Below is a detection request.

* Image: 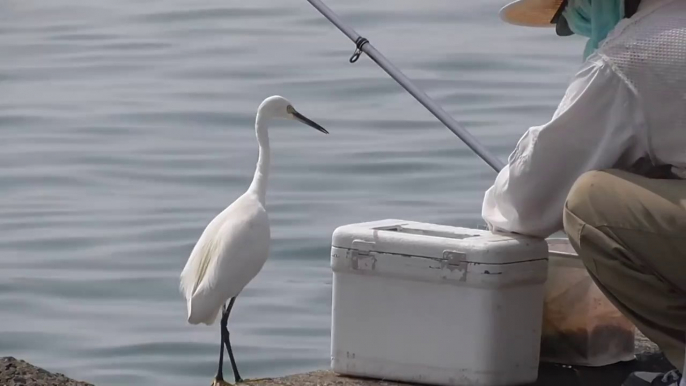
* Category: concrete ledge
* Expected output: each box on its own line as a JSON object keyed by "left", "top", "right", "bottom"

{"left": 0, "top": 357, "right": 93, "bottom": 386}
{"left": 245, "top": 333, "right": 674, "bottom": 386}
{"left": 243, "top": 350, "right": 671, "bottom": 386}
{"left": 245, "top": 356, "right": 673, "bottom": 386}
{"left": 2, "top": 334, "right": 675, "bottom": 386}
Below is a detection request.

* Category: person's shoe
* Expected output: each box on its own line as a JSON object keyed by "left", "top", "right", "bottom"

{"left": 623, "top": 369, "right": 682, "bottom": 386}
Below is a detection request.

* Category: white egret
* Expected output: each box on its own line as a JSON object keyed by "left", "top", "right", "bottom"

{"left": 180, "top": 95, "right": 328, "bottom": 385}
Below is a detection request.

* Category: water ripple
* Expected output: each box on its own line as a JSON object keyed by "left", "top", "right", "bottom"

{"left": 0, "top": 1, "right": 583, "bottom": 385}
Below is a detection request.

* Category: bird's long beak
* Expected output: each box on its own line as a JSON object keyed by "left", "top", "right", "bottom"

{"left": 290, "top": 107, "right": 329, "bottom": 134}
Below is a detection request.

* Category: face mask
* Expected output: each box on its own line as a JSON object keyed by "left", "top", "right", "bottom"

{"left": 562, "top": 0, "right": 625, "bottom": 59}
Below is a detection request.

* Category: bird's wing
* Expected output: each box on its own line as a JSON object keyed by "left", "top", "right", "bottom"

{"left": 180, "top": 195, "right": 270, "bottom": 325}
{"left": 180, "top": 207, "right": 230, "bottom": 301}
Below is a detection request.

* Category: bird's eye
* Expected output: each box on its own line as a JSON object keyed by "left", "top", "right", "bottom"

{"left": 286, "top": 105, "right": 295, "bottom": 114}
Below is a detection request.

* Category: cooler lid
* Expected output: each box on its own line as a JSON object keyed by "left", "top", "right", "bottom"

{"left": 332, "top": 219, "right": 548, "bottom": 265}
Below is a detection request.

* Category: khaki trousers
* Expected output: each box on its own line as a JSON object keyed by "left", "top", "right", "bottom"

{"left": 563, "top": 169, "right": 686, "bottom": 370}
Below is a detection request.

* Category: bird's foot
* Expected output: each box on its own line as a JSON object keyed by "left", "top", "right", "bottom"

{"left": 211, "top": 377, "right": 232, "bottom": 386}
{"left": 234, "top": 376, "right": 244, "bottom": 384}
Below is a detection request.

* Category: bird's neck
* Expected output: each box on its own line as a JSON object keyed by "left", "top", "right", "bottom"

{"left": 248, "top": 115, "right": 270, "bottom": 204}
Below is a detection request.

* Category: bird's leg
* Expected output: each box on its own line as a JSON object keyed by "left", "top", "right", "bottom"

{"left": 212, "top": 304, "right": 230, "bottom": 386}
{"left": 223, "top": 297, "right": 243, "bottom": 384}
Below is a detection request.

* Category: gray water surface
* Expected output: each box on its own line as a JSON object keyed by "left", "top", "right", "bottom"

{"left": 0, "top": 1, "right": 585, "bottom": 385}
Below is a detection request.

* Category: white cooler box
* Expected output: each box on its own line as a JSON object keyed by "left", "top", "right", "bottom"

{"left": 330, "top": 219, "right": 549, "bottom": 386}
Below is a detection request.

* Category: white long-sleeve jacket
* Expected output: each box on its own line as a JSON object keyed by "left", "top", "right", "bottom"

{"left": 482, "top": 0, "right": 686, "bottom": 238}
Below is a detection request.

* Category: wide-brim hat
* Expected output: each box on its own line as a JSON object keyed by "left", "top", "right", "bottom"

{"left": 499, "top": 0, "right": 565, "bottom": 27}
{"left": 499, "top": 0, "right": 574, "bottom": 36}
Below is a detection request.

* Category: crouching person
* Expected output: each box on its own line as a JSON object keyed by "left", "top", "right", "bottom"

{"left": 484, "top": 0, "right": 686, "bottom": 384}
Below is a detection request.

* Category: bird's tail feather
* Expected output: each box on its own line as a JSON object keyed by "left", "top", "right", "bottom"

{"left": 180, "top": 234, "right": 223, "bottom": 324}
{"left": 186, "top": 286, "right": 223, "bottom": 325}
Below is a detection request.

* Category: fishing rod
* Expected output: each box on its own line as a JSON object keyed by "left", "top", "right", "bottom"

{"left": 306, "top": 0, "right": 505, "bottom": 173}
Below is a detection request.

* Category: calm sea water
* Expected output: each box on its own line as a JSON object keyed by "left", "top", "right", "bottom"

{"left": 0, "top": 1, "right": 585, "bottom": 385}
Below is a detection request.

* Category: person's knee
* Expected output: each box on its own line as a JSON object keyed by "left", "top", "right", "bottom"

{"left": 563, "top": 169, "right": 628, "bottom": 273}
{"left": 564, "top": 170, "right": 609, "bottom": 228}
{"left": 564, "top": 169, "right": 636, "bottom": 233}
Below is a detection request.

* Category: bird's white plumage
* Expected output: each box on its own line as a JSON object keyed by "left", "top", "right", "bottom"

{"left": 180, "top": 95, "right": 326, "bottom": 327}
{"left": 181, "top": 192, "right": 269, "bottom": 325}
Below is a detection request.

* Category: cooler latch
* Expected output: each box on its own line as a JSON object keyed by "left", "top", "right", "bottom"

{"left": 443, "top": 250, "right": 468, "bottom": 266}
{"left": 351, "top": 240, "right": 376, "bottom": 256}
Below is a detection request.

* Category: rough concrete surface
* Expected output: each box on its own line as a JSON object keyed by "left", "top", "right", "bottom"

{"left": 1, "top": 333, "right": 675, "bottom": 386}
{"left": 0, "top": 357, "right": 92, "bottom": 386}
{"left": 242, "top": 333, "right": 674, "bottom": 386}
{"left": 242, "top": 349, "right": 673, "bottom": 386}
